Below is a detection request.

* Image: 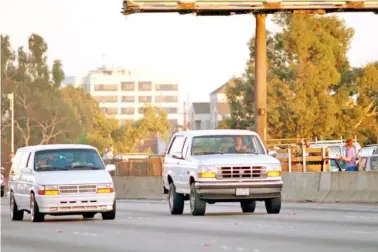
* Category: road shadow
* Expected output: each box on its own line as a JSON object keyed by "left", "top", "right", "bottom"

{"left": 181, "top": 212, "right": 267, "bottom": 217}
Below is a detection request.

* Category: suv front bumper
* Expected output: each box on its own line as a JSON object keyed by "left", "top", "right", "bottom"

{"left": 195, "top": 180, "right": 283, "bottom": 200}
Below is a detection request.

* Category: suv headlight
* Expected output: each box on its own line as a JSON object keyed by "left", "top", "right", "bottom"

{"left": 267, "top": 163, "right": 281, "bottom": 177}
{"left": 38, "top": 185, "right": 59, "bottom": 195}
{"left": 198, "top": 165, "right": 216, "bottom": 178}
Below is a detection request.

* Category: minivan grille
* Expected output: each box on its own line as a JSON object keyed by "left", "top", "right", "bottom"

{"left": 59, "top": 185, "right": 97, "bottom": 194}
{"left": 216, "top": 166, "right": 266, "bottom": 179}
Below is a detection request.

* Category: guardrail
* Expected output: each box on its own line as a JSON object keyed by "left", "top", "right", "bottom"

{"left": 275, "top": 147, "right": 330, "bottom": 172}
{"left": 106, "top": 148, "right": 331, "bottom": 175}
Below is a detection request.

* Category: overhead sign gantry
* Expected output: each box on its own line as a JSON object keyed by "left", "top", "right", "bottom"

{"left": 120, "top": 0, "right": 378, "bottom": 144}
{"left": 122, "top": 0, "right": 378, "bottom": 15}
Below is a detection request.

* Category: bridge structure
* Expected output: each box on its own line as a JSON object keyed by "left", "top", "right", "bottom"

{"left": 121, "top": 0, "right": 378, "bottom": 144}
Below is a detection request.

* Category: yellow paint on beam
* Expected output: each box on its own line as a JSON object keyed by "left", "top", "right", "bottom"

{"left": 178, "top": 3, "right": 197, "bottom": 9}
{"left": 346, "top": 1, "right": 365, "bottom": 7}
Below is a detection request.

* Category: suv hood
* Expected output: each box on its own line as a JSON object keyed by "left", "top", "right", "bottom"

{"left": 34, "top": 170, "right": 113, "bottom": 185}
{"left": 192, "top": 154, "right": 280, "bottom": 166}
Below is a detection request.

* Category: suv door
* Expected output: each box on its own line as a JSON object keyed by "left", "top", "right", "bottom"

{"left": 163, "top": 135, "right": 186, "bottom": 193}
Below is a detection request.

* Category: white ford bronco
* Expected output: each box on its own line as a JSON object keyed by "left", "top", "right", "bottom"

{"left": 162, "top": 129, "right": 283, "bottom": 216}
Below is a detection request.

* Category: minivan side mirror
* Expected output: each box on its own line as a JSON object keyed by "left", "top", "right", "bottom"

{"left": 105, "top": 164, "right": 116, "bottom": 172}
{"left": 21, "top": 167, "right": 32, "bottom": 174}
{"left": 268, "top": 150, "right": 277, "bottom": 158}
{"left": 172, "top": 152, "right": 183, "bottom": 160}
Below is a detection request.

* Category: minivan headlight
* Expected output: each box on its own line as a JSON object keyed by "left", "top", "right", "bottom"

{"left": 96, "top": 183, "right": 114, "bottom": 193}
{"left": 38, "top": 185, "right": 59, "bottom": 195}
{"left": 198, "top": 165, "right": 216, "bottom": 178}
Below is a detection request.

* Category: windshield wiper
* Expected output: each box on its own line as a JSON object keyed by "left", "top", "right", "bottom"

{"left": 36, "top": 167, "right": 68, "bottom": 171}
{"left": 66, "top": 164, "right": 102, "bottom": 169}
{"left": 203, "top": 151, "right": 224, "bottom": 155}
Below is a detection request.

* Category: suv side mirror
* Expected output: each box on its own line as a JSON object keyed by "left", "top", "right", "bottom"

{"left": 268, "top": 150, "right": 277, "bottom": 158}
{"left": 172, "top": 152, "right": 183, "bottom": 159}
{"left": 105, "top": 164, "right": 116, "bottom": 172}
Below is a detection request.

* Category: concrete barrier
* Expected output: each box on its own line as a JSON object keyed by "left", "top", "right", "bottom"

{"left": 112, "top": 172, "right": 378, "bottom": 203}
{"left": 112, "top": 176, "right": 165, "bottom": 200}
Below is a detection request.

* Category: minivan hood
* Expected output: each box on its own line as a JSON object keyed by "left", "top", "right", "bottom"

{"left": 192, "top": 154, "right": 280, "bottom": 166}
{"left": 34, "top": 170, "right": 112, "bottom": 185}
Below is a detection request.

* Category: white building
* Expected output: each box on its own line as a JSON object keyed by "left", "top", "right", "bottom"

{"left": 190, "top": 102, "right": 211, "bottom": 130}
{"left": 65, "top": 67, "right": 181, "bottom": 128}
{"left": 190, "top": 83, "right": 231, "bottom": 130}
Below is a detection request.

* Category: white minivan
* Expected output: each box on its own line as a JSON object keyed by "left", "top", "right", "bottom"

{"left": 8, "top": 144, "right": 116, "bottom": 222}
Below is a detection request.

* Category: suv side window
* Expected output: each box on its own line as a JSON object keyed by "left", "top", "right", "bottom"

{"left": 167, "top": 136, "right": 186, "bottom": 155}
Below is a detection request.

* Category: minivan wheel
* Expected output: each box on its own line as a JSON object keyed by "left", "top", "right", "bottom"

{"left": 241, "top": 200, "right": 256, "bottom": 213}
{"left": 168, "top": 183, "right": 184, "bottom": 215}
{"left": 10, "top": 192, "right": 24, "bottom": 221}
{"left": 265, "top": 195, "right": 281, "bottom": 214}
{"left": 30, "top": 193, "right": 45, "bottom": 222}
{"left": 189, "top": 183, "right": 206, "bottom": 216}
{"left": 102, "top": 200, "right": 116, "bottom": 220}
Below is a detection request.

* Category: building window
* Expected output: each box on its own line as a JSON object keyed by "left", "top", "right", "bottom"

{"left": 155, "top": 84, "right": 178, "bottom": 91}
{"left": 138, "top": 107, "right": 145, "bottom": 114}
{"left": 94, "top": 96, "right": 118, "bottom": 103}
{"left": 102, "top": 107, "right": 118, "bottom": 115}
{"left": 162, "top": 107, "right": 178, "bottom": 114}
{"left": 94, "top": 84, "right": 118, "bottom": 91}
{"left": 121, "top": 96, "right": 135, "bottom": 102}
{"left": 155, "top": 96, "right": 178, "bottom": 103}
{"left": 138, "top": 81, "right": 152, "bottom": 91}
{"left": 121, "top": 82, "right": 135, "bottom": 91}
{"left": 121, "top": 107, "right": 134, "bottom": 115}
{"left": 138, "top": 96, "right": 152, "bottom": 103}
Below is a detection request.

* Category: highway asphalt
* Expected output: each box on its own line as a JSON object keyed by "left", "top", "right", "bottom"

{"left": 1, "top": 197, "right": 378, "bottom": 252}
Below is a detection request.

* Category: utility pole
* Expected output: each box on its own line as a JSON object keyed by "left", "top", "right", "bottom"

{"left": 183, "top": 101, "right": 187, "bottom": 130}
{"left": 7, "top": 92, "right": 14, "bottom": 153}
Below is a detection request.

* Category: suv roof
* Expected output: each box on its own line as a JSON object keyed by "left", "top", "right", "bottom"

{"left": 174, "top": 129, "right": 258, "bottom": 137}
{"left": 16, "top": 144, "right": 97, "bottom": 152}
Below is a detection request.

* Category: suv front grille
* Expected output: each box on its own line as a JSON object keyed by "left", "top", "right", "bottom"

{"left": 59, "top": 185, "right": 97, "bottom": 194}
{"left": 216, "top": 166, "right": 266, "bottom": 179}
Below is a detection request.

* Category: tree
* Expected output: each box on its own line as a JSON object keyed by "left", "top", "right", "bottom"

{"left": 1, "top": 34, "right": 80, "bottom": 147}
{"left": 224, "top": 14, "right": 377, "bottom": 142}
{"left": 52, "top": 60, "right": 65, "bottom": 88}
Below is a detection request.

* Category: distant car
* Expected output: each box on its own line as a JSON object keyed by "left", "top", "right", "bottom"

{"left": 358, "top": 154, "right": 378, "bottom": 171}
{"left": 8, "top": 144, "right": 116, "bottom": 222}
{"left": 163, "top": 129, "right": 283, "bottom": 216}
{"left": 1, "top": 167, "right": 5, "bottom": 197}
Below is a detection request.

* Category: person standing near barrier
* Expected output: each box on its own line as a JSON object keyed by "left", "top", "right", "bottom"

{"left": 336, "top": 138, "right": 357, "bottom": 171}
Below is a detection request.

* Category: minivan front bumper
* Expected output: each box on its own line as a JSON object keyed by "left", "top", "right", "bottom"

{"left": 36, "top": 193, "right": 115, "bottom": 214}
{"left": 195, "top": 180, "right": 283, "bottom": 200}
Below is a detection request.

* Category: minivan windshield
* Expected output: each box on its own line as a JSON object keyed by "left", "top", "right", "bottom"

{"left": 191, "top": 135, "right": 266, "bottom": 156}
{"left": 34, "top": 148, "right": 105, "bottom": 171}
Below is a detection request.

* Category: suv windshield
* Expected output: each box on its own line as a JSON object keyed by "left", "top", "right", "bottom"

{"left": 191, "top": 135, "right": 265, "bottom": 156}
{"left": 34, "top": 148, "right": 105, "bottom": 171}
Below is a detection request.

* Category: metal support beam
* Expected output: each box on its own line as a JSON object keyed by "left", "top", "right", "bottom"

{"left": 254, "top": 13, "right": 267, "bottom": 144}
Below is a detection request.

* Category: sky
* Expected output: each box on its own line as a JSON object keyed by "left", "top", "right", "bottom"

{"left": 1, "top": 0, "right": 378, "bottom": 102}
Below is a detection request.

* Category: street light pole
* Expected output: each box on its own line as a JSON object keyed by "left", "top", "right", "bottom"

{"left": 7, "top": 92, "right": 14, "bottom": 153}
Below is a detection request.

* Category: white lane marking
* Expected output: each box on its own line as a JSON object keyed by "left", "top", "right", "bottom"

{"left": 220, "top": 245, "right": 230, "bottom": 250}
{"left": 73, "top": 232, "right": 100, "bottom": 237}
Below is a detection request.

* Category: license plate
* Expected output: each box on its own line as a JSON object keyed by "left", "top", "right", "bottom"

{"left": 235, "top": 188, "right": 250, "bottom": 196}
